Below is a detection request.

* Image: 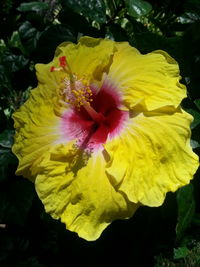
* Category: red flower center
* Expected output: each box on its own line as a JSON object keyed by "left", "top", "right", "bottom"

{"left": 61, "top": 81, "right": 127, "bottom": 151}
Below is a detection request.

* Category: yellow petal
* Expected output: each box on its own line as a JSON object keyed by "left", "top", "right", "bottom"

{"left": 12, "top": 83, "right": 65, "bottom": 180}
{"left": 35, "top": 145, "right": 139, "bottom": 241}
{"left": 107, "top": 43, "right": 187, "bottom": 111}
{"left": 49, "top": 36, "right": 116, "bottom": 82}
{"left": 104, "top": 108, "right": 199, "bottom": 206}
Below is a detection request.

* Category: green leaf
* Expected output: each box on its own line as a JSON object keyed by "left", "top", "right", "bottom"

{"left": 176, "top": 184, "right": 195, "bottom": 242}
{"left": 17, "top": 1, "right": 49, "bottom": 13}
{"left": 125, "top": 0, "right": 152, "bottom": 18}
{"left": 0, "top": 111, "right": 7, "bottom": 131}
{"left": 173, "top": 247, "right": 190, "bottom": 260}
{"left": 190, "top": 139, "right": 200, "bottom": 149}
{"left": 194, "top": 99, "right": 200, "bottom": 111}
{"left": 59, "top": 7, "right": 100, "bottom": 37}
{"left": 186, "top": 108, "right": 200, "bottom": 129}
{"left": 0, "top": 130, "right": 14, "bottom": 148}
{"left": 0, "top": 149, "right": 17, "bottom": 183}
{"left": 19, "top": 21, "right": 42, "bottom": 55}
{"left": 35, "top": 24, "right": 76, "bottom": 63}
{"left": 131, "top": 31, "right": 182, "bottom": 58}
{"left": 63, "top": 0, "right": 107, "bottom": 23}
{"left": 1, "top": 51, "right": 29, "bottom": 72}
{"left": 106, "top": 24, "right": 128, "bottom": 42}
{"left": 184, "top": 0, "right": 200, "bottom": 17}
{"left": 0, "top": 39, "right": 6, "bottom": 55}
{"left": 8, "top": 31, "right": 26, "bottom": 54}
{"left": 2, "top": 51, "right": 29, "bottom": 72}
{"left": 0, "top": 65, "right": 11, "bottom": 94}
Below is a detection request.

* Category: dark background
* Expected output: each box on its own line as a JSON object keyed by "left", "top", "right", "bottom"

{"left": 0, "top": 0, "right": 200, "bottom": 266}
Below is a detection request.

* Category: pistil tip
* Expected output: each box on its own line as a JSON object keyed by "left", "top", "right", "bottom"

{"left": 59, "top": 56, "right": 67, "bottom": 67}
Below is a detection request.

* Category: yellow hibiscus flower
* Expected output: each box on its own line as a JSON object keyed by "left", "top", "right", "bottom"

{"left": 12, "top": 36, "right": 199, "bottom": 241}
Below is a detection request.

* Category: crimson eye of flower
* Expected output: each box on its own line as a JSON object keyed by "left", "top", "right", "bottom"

{"left": 51, "top": 56, "right": 127, "bottom": 151}
{"left": 62, "top": 83, "right": 127, "bottom": 149}
{"left": 12, "top": 37, "right": 199, "bottom": 241}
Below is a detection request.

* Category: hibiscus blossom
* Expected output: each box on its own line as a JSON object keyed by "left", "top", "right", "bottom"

{"left": 12, "top": 37, "right": 199, "bottom": 241}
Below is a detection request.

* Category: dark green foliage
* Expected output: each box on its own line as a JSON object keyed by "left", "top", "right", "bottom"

{"left": 0, "top": 0, "right": 200, "bottom": 266}
{"left": 35, "top": 24, "right": 76, "bottom": 62}
{"left": 61, "top": 0, "right": 107, "bottom": 23}
{"left": 173, "top": 246, "right": 190, "bottom": 260}
{"left": 125, "top": 0, "right": 152, "bottom": 18}
{"left": 19, "top": 21, "right": 42, "bottom": 56}
{"left": 176, "top": 185, "right": 195, "bottom": 242}
{"left": 17, "top": 2, "right": 50, "bottom": 13}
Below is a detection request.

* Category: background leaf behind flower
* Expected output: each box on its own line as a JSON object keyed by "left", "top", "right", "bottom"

{"left": 0, "top": 0, "right": 200, "bottom": 266}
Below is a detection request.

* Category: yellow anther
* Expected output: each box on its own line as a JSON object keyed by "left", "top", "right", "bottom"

{"left": 72, "top": 90, "right": 80, "bottom": 96}
{"left": 61, "top": 74, "right": 93, "bottom": 109}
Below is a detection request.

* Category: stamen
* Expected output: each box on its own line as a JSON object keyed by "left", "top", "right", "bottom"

{"left": 63, "top": 78, "right": 93, "bottom": 108}
{"left": 61, "top": 56, "right": 75, "bottom": 84}
{"left": 51, "top": 56, "right": 105, "bottom": 123}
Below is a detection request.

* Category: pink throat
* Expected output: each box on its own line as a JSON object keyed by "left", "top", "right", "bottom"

{"left": 61, "top": 81, "right": 128, "bottom": 151}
